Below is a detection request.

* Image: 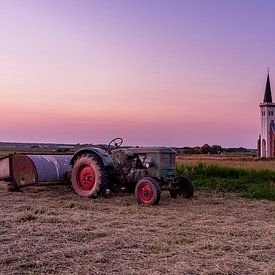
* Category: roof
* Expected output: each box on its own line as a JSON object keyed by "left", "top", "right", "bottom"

{"left": 263, "top": 73, "right": 272, "bottom": 103}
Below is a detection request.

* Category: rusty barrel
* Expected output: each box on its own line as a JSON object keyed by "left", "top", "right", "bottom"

{"left": 0, "top": 154, "right": 72, "bottom": 187}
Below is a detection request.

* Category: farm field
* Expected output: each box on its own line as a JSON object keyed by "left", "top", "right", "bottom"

{"left": 177, "top": 154, "right": 275, "bottom": 170}
{"left": 0, "top": 148, "right": 65, "bottom": 158}
{"left": 0, "top": 182, "right": 274, "bottom": 274}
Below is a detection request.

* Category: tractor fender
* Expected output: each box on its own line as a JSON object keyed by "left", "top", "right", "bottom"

{"left": 70, "top": 147, "right": 114, "bottom": 168}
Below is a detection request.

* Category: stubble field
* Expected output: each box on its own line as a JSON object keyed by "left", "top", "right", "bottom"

{"left": 0, "top": 181, "right": 274, "bottom": 274}
{"left": 177, "top": 154, "right": 275, "bottom": 170}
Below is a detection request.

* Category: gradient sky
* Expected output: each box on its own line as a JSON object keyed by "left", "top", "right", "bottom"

{"left": 0, "top": 0, "right": 275, "bottom": 147}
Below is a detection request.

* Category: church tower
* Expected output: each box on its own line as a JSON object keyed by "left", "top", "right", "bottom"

{"left": 258, "top": 71, "right": 275, "bottom": 157}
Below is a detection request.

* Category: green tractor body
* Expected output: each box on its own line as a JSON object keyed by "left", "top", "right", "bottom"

{"left": 70, "top": 138, "right": 194, "bottom": 205}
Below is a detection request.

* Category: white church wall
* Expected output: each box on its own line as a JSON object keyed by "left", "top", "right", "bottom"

{"left": 260, "top": 104, "right": 275, "bottom": 157}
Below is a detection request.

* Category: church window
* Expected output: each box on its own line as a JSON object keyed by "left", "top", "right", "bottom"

{"left": 269, "top": 111, "right": 270, "bottom": 115}
{"left": 272, "top": 111, "right": 274, "bottom": 116}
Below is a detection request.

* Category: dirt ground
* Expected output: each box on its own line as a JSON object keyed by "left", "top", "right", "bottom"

{"left": 0, "top": 182, "right": 274, "bottom": 275}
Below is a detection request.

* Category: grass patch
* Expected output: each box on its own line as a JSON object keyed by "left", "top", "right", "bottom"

{"left": 18, "top": 262, "right": 38, "bottom": 270}
{"left": 174, "top": 234, "right": 193, "bottom": 245}
{"left": 177, "top": 163, "right": 275, "bottom": 200}
{"left": 150, "top": 242, "right": 170, "bottom": 253}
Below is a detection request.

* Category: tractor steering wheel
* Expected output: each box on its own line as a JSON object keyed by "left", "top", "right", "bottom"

{"left": 108, "top": 137, "right": 123, "bottom": 149}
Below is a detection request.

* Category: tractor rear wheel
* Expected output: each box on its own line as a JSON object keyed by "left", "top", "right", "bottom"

{"left": 135, "top": 177, "right": 161, "bottom": 205}
{"left": 71, "top": 154, "right": 108, "bottom": 198}
{"left": 170, "top": 177, "right": 194, "bottom": 198}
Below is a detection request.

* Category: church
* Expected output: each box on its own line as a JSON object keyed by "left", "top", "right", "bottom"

{"left": 257, "top": 71, "right": 275, "bottom": 157}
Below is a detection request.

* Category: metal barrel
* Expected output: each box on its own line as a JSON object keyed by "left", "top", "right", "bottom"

{"left": 27, "top": 155, "right": 72, "bottom": 182}
{"left": 0, "top": 154, "right": 72, "bottom": 186}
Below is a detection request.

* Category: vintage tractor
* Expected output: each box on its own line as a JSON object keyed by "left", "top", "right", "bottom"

{"left": 70, "top": 138, "right": 194, "bottom": 205}
{"left": 0, "top": 138, "right": 194, "bottom": 205}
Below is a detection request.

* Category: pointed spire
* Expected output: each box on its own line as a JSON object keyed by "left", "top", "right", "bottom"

{"left": 263, "top": 69, "right": 272, "bottom": 103}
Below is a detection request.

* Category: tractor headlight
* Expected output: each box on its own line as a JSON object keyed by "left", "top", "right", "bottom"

{"left": 144, "top": 158, "right": 154, "bottom": 169}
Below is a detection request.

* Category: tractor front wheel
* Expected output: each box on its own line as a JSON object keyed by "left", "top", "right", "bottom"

{"left": 135, "top": 177, "right": 161, "bottom": 205}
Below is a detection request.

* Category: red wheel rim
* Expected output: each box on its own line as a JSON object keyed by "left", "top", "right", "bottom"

{"left": 77, "top": 165, "right": 96, "bottom": 191}
{"left": 138, "top": 182, "right": 154, "bottom": 203}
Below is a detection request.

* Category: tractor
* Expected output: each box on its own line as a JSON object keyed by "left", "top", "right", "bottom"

{"left": 70, "top": 138, "right": 194, "bottom": 205}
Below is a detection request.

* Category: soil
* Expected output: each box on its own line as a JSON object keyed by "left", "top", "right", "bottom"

{"left": 0, "top": 182, "right": 274, "bottom": 274}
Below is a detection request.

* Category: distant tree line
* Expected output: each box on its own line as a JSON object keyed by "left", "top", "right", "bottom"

{"left": 176, "top": 144, "right": 255, "bottom": 155}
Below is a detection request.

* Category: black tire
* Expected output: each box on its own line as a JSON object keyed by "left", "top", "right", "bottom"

{"left": 170, "top": 177, "right": 194, "bottom": 198}
{"left": 71, "top": 154, "right": 108, "bottom": 198}
{"left": 135, "top": 177, "right": 161, "bottom": 205}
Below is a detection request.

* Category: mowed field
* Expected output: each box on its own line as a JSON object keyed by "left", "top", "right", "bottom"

{"left": 1, "top": 153, "right": 275, "bottom": 274}
{"left": 0, "top": 181, "right": 274, "bottom": 274}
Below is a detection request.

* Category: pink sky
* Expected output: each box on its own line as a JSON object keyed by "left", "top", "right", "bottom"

{"left": 0, "top": 0, "right": 274, "bottom": 147}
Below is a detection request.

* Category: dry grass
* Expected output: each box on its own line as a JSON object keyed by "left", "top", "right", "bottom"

{"left": 177, "top": 154, "right": 275, "bottom": 170}
{"left": 0, "top": 182, "right": 274, "bottom": 274}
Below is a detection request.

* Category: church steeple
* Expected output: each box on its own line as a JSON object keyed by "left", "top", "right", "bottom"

{"left": 263, "top": 70, "right": 272, "bottom": 103}
{"left": 259, "top": 70, "right": 275, "bottom": 158}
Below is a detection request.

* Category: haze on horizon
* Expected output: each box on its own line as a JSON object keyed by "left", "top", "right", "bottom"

{"left": 0, "top": 0, "right": 275, "bottom": 148}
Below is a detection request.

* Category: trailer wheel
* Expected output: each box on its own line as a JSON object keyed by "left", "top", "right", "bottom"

{"left": 135, "top": 177, "right": 161, "bottom": 205}
{"left": 170, "top": 177, "right": 194, "bottom": 199}
{"left": 71, "top": 154, "right": 108, "bottom": 198}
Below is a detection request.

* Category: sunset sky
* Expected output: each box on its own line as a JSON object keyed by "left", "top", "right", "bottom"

{"left": 0, "top": 0, "right": 275, "bottom": 147}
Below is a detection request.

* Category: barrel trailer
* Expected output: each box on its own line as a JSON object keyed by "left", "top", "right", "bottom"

{"left": 0, "top": 138, "right": 194, "bottom": 205}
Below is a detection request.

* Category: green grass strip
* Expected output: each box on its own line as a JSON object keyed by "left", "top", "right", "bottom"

{"left": 177, "top": 163, "right": 275, "bottom": 200}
